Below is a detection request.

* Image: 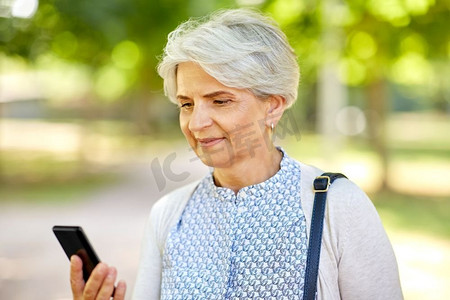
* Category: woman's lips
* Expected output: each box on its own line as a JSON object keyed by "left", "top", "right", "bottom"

{"left": 197, "top": 137, "right": 225, "bottom": 148}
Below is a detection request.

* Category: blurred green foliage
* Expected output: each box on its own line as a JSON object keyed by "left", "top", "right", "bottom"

{"left": 1, "top": 0, "right": 448, "bottom": 111}
{"left": 1, "top": 0, "right": 235, "bottom": 98}
{"left": 1, "top": 0, "right": 449, "bottom": 188}
{"left": 374, "top": 191, "right": 450, "bottom": 240}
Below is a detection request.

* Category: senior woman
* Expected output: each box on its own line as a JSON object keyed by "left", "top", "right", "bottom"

{"left": 69, "top": 8, "right": 403, "bottom": 300}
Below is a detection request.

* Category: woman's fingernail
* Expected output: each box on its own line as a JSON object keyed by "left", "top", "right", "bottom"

{"left": 108, "top": 267, "right": 116, "bottom": 278}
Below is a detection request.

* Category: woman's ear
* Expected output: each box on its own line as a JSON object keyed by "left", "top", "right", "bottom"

{"left": 265, "top": 95, "right": 287, "bottom": 127}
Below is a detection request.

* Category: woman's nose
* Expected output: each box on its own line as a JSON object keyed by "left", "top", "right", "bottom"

{"left": 188, "top": 104, "right": 213, "bottom": 132}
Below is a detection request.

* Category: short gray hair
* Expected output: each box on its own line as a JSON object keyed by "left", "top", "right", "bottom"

{"left": 157, "top": 8, "right": 300, "bottom": 108}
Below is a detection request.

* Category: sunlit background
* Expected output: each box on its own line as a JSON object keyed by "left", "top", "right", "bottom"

{"left": 1, "top": 0, "right": 449, "bottom": 299}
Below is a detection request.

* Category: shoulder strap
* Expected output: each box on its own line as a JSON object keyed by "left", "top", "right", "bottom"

{"left": 303, "top": 172, "right": 347, "bottom": 300}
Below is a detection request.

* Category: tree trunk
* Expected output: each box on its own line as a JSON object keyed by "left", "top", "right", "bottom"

{"left": 366, "top": 79, "right": 390, "bottom": 191}
{"left": 317, "top": 65, "right": 346, "bottom": 168}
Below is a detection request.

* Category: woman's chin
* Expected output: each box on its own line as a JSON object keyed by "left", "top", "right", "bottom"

{"left": 194, "top": 148, "right": 234, "bottom": 169}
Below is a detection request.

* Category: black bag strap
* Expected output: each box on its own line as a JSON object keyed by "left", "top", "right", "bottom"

{"left": 303, "top": 172, "right": 347, "bottom": 300}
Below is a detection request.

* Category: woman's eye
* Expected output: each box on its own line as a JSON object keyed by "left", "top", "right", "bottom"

{"left": 180, "top": 102, "right": 193, "bottom": 109}
{"left": 213, "top": 99, "right": 231, "bottom": 105}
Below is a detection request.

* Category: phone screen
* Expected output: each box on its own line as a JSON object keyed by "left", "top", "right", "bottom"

{"left": 53, "top": 225, "right": 101, "bottom": 282}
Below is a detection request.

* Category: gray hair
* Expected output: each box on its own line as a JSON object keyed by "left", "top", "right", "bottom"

{"left": 157, "top": 8, "right": 300, "bottom": 108}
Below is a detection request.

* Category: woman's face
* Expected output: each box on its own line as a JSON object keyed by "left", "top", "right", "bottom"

{"left": 176, "top": 62, "right": 271, "bottom": 168}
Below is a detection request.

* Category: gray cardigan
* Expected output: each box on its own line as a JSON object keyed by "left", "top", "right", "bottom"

{"left": 132, "top": 161, "right": 403, "bottom": 299}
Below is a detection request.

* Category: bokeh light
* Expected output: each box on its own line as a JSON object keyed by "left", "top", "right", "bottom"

{"left": 11, "top": 0, "right": 38, "bottom": 19}
{"left": 111, "top": 40, "right": 141, "bottom": 70}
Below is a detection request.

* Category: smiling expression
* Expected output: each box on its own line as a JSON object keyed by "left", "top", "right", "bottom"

{"left": 176, "top": 62, "right": 271, "bottom": 168}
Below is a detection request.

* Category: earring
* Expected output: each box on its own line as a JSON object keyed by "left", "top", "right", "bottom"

{"left": 270, "top": 122, "right": 275, "bottom": 143}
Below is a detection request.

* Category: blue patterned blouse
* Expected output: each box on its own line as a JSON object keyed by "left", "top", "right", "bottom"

{"left": 161, "top": 150, "right": 308, "bottom": 299}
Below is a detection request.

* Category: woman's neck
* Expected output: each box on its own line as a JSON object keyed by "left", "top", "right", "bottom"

{"left": 212, "top": 146, "right": 283, "bottom": 194}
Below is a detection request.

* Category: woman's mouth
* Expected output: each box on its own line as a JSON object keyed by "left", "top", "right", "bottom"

{"left": 197, "top": 137, "right": 225, "bottom": 148}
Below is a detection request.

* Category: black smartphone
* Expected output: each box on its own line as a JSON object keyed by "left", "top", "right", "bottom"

{"left": 52, "top": 225, "right": 101, "bottom": 282}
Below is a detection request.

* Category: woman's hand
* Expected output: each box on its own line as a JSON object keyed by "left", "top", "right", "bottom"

{"left": 70, "top": 255, "right": 127, "bottom": 300}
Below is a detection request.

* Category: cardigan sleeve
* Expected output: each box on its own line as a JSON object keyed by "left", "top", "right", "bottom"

{"left": 333, "top": 181, "right": 403, "bottom": 300}
{"left": 132, "top": 180, "right": 201, "bottom": 300}
{"left": 132, "top": 200, "right": 164, "bottom": 300}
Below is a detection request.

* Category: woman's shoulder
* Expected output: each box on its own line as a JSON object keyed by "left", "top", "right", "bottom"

{"left": 293, "top": 158, "right": 366, "bottom": 199}
{"left": 296, "top": 159, "right": 381, "bottom": 237}
{"left": 293, "top": 158, "right": 371, "bottom": 214}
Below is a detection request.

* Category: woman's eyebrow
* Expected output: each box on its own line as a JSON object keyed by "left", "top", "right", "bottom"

{"left": 202, "top": 91, "right": 235, "bottom": 98}
{"left": 176, "top": 95, "right": 191, "bottom": 101}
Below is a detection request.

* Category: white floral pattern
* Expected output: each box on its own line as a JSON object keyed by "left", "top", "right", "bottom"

{"left": 161, "top": 150, "right": 308, "bottom": 299}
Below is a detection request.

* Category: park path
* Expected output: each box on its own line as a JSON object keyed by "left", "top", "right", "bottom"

{"left": 0, "top": 147, "right": 209, "bottom": 300}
